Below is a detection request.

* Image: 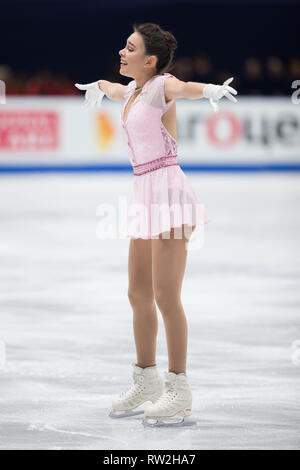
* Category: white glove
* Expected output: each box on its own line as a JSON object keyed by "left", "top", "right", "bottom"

{"left": 74, "top": 81, "right": 105, "bottom": 108}
{"left": 203, "top": 77, "right": 238, "bottom": 112}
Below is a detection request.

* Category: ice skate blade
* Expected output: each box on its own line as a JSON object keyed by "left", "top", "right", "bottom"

{"left": 142, "top": 415, "right": 194, "bottom": 428}
{"left": 108, "top": 408, "right": 144, "bottom": 419}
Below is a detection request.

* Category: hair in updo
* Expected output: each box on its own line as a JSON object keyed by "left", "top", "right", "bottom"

{"left": 132, "top": 22, "right": 177, "bottom": 75}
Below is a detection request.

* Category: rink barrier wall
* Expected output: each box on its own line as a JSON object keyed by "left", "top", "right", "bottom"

{"left": 0, "top": 96, "right": 299, "bottom": 172}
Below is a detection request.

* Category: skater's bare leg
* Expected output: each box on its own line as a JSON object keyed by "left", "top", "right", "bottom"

{"left": 152, "top": 224, "right": 195, "bottom": 375}
{"left": 128, "top": 238, "right": 158, "bottom": 368}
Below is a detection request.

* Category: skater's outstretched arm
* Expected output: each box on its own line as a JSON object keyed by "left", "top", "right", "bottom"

{"left": 74, "top": 80, "right": 127, "bottom": 107}
{"left": 98, "top": 81, "right": 127, "bottom": 101}
{"left": 165, "top": 76, "right": 238, "bottom": 112}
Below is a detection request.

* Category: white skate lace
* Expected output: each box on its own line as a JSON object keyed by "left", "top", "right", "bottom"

{"left": 153, "top": 380, "right": 177, "bottom": 408}
{"left": 119, "top": 375, "right": 146, "bottom": 400}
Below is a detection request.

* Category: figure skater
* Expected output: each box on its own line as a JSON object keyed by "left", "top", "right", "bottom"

{"left": 75, "top": 22, "right": 237, "bottom": 427}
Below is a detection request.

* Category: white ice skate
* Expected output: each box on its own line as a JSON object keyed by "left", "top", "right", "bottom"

{"left": 108, "top": 362, "right": 164, "bottom": 418}
{"left": 142, "top": 371, "right": 194, "bottom": 427}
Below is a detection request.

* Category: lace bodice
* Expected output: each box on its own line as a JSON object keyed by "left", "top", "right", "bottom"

{"left": 121, "top": 73, "right": 177, "bottom": 166}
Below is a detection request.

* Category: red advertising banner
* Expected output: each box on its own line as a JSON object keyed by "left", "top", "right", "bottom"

{"left": 0, "top": 111, "right": 59, "bottom": 150}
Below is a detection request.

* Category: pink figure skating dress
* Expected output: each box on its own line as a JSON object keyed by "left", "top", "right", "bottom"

{"left": 121, "top": 72, "right": 210, "bottom": 240}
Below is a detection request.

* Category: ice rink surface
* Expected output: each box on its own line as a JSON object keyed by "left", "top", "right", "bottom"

{"left": 0, "top": 171, "right": 299, "bottom": 450}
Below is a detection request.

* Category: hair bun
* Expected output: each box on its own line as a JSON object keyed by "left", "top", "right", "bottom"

{"left": 163, "top": 31, "right": 177, "bottom": 54}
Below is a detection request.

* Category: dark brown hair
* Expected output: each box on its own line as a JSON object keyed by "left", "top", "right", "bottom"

{"left": 132, "top": 22, "right": 177, "bottom": 75}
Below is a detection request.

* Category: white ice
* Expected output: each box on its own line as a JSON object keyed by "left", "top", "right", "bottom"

{"left": 0, "top": 172, "right": 299, "bottom": 449}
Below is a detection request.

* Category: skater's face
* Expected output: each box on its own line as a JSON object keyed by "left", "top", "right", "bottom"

{"left": 119, "top": 32, "right": 157, "bottom": 77}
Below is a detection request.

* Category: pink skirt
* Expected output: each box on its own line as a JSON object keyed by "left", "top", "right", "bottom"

{"left": 121, "top": 163, "right": 211, "bottom": 240}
